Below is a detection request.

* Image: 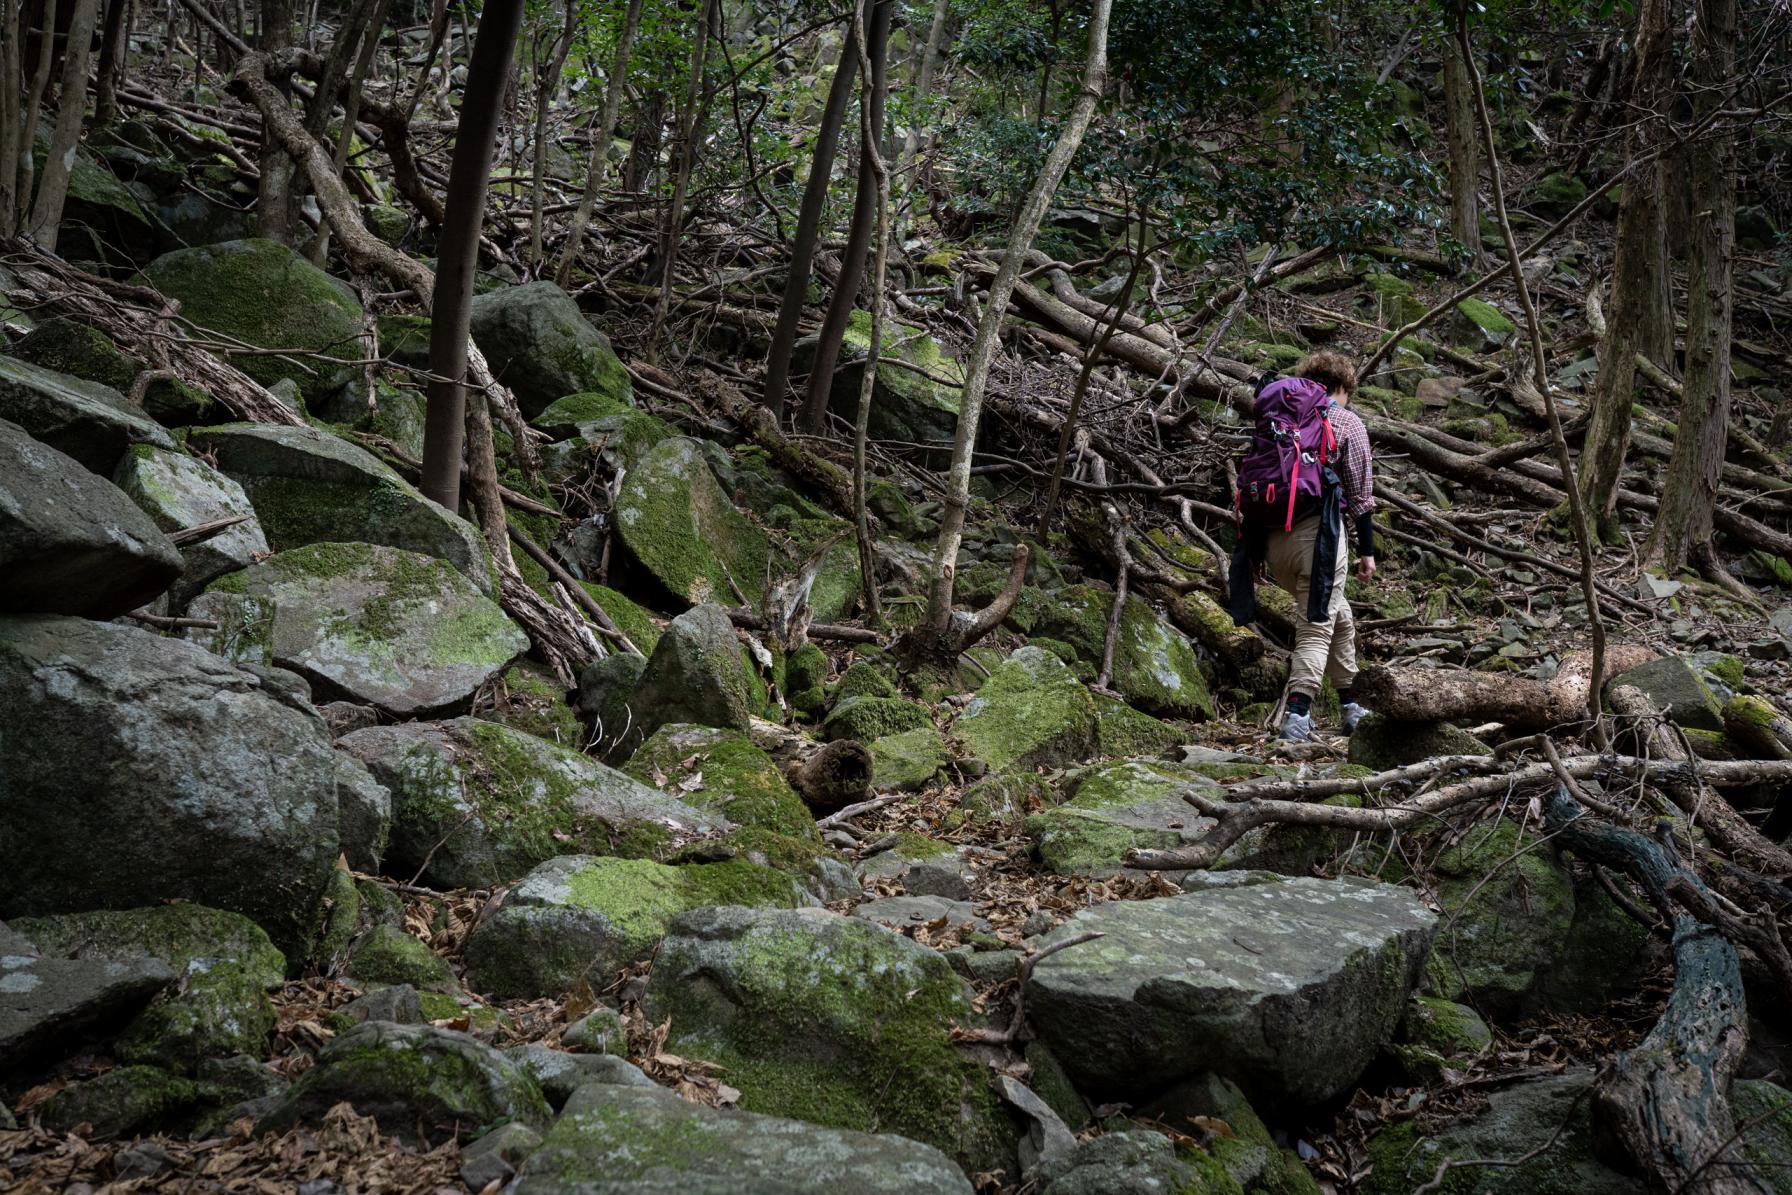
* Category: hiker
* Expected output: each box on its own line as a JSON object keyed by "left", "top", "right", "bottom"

{"left": 1227, "top": 350, "right": 1378, "bottom": 742}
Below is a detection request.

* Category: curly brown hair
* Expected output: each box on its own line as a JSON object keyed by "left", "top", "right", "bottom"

{"left": 1295, "top": 350, "right": 1359, "bottom": 397}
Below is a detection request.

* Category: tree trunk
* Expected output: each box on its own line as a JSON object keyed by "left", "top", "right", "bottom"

{"left": 0, "top": 0, "right": 25, "bottom": 237}
{"left": 797, "top": 0, "right": 893, "bottom": 434}
{"left": 1353, "top": 645, "right": 1657, "bottom": 730}
{"left": 91, "top": 0, "right": 130, "bottom": 126}
{"left": 527, "top": 0, "right": 576, "bottom": 266}
{"left": 1645, "top": 0, "right": 1735, "bottom": 576}
{"left": 255, "top": 0, "right": 296, "bottom": 241}
{"left": 312, "top": 0, "right": 393, "bottom": 264}
{"left": 848, "top": 0, "right": 891, "bottom": 625}
{"left": 904, "top": 0, "right": 1113, "bottom": 659}
{"left": 895, "top": 0, "right": 948, "bottom": 185}
{"left": 15, "top": 0, "right": 63, "bottom": 233}
{"left": 1441, "top": 0, "right": 1481, "bottom": 265}
{"left": 644, "top": 0, "right": 718, "bottom": 359}
{"left": 1577, "top": 0, "right": 1670, "bottom": 539}
{"left": 552, "top": 0, "right": 643, "bottom": 287}
{"left": 420, "top": 0, "right": 526, "bottom": 512}
{"left": 762, "top": 9, "right": 860, "bottom": 420}
{"left": 25, "top": 0, "right": 99, "bottom": 251}
{"left": 621, "top": 89, "right": 662, "bottom": 192}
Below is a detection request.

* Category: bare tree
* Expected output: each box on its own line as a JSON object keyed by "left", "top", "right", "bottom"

{"left": 1440, "top": 0, "right": 1480, "bottom": 264}
{"left": 421, "top": 0, "right": 528, "bottom": 511}
{"left": 255, "top": 0, "right": 297, "bottom": 241}
{"left": 645, "top": 0, "right": 720, "bottom": 358}
{"left": 1577, "top": 0, "right": 1671, "bottom": 539}
{"left": 895, "top": 0, "right": 948, "bottom": 185}
{"left": 1646, "top": 0, "right": 1737, "bottom": 578}
{"left": 798, "top": 0, "right": 894, "bottom": 434}
{"left": 762, "top": 7, "right": 861, "bottom": 419}
{"left": 92, "top": 0, "right": 132, "bottom": 125}
{"left": 527, "top": 0, "right": 577, "bottom": 266}
{"left": 900, "top": 0, "right": 1114, "bottom": 665}
{"left": 554, "top": 0, "right": 645, "bottom": 287}
{"left": 26, "top": 0, "right": 102, "bottom": 251}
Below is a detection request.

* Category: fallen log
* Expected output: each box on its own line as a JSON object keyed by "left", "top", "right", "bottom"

{"left": 1353, "top": 646, "right": 1658, "bottom": 732}
{"left": 1542, "top": 787, "right": 1765, "bottom": 1195}
{"left": 788, "top": 739, "right": 875, "bottom": 813}
{"left": 1722, "top": 695, "right": 1792, "bottom": 762}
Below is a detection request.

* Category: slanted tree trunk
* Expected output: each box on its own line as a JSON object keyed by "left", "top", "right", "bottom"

{"left": 1646, "top": 0, "right": 1736, "bottom": 578}
{"left": 420, "top": 0, "right": 526, "bottom": 512}
{"left": 1577, "top": 0, "right": 1671, "bottom": 539}
{"left": 797, "top": 0, "right": 893, "bottom": 434}
{"left": 762, "top": 8, "right": 860, "bottom": 420}
{"left": 644, "top": 0, "right": 719, "bottom": 358}
{"left": 900, "top": 0, "right": 1113, "bottom": 663}
{"left": 1441, "top": 0, "right": 1481, "bottom": 265}
{"left": 25, "top": 0, "right": 100, "bottom": 251}
{"left": 553, "top": 0, "right": 644, "bottom": 287}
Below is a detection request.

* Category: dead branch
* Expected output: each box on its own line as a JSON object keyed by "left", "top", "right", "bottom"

{"left": 1353, "top": 646, "right": 1658, "bottom": 732}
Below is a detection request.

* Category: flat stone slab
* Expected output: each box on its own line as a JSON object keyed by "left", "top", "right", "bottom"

{"left": 1027, "top": 877, "right": 1436, "bottom": 1106}
{"left": 513, "top": 1082, "right": 974, "bottom": 1195}
{"left": 188, "top": 542, "right": 526, "bottom": 718}
{"left": 0, "top": 355, "right": 173, "bottom": 473}
{"left": 1, "top": 930, "right": 175, "bottom": 1068}
{"left": 853, "top": 895, "right": 990, "bottom": 933}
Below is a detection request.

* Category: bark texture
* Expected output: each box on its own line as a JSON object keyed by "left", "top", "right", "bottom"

{"left": 1353, "top": 645, "right": 1656, "bottom": 731}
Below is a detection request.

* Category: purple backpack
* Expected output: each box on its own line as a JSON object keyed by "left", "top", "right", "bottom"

{"left": 1236, "top": 376, "right": 1337, "bottom": 532}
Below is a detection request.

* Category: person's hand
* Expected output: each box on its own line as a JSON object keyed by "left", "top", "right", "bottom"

{"left": 1357, "top": 555, "right": 1378, "bottom": 584}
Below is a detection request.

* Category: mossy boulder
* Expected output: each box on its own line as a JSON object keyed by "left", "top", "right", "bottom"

{"left": 113, "top": 444, "right": 268, "bottom": 606}
{"left": 1027, "top": 760, "right": 1215, "bottom": 874}
{"left": 1348, "top": 714, "right": 1491, "bottom": 771}
{"left": 643, "top": 905, "right": 1017, "bottom": 1175}
{"left": 465, "top": 854, "right": 809, "bottom": 999}
{"left": 337, "top": 717, "right": 725, "bottom": 890}
{"left": 1028, "top": 877, "right": 1436, "bottom": 1106}
{"left": 186, "top": 423, "right": 493, "bottom": 592}
{"left": 38, "top": 1065, "right": 202, "bottom": 1138}
{"left": 0, "top": 353, "right": 174, "bottom": 473}
{"left": 614, "top": 437, "right": 771, "bottom": 609}
{"left": 1732, "top": 1080, "right": 1792, "bottom": 1192}
{"left": 140, "top": 239, "right": 364, "bottom": 407}
{"left": 531, "top": 393, "right": 673, "bottom": 474}
{"left": 490, "top": 659, "right": 586, "bottom": 750}
{"left": 0, "top": 616, "right": 339, "bottom": 963}
{"left": 0, "top": 419, "right": 183, "bottom": 619}
{"left": 627, "top": 723, "right": 818, "bottom": 839}
{"left": 1424, "top": 821, "right": 1575, "bottom": 1017}
{"left": 1359, "top": 1071, "right": 1632, "bottom": 1194}
{"left": 187, "top": 542, "right": 526, "bottom": 718}
{"left": 832, "top": 660, "right": 898, "bottom": 702}
{"left": 259, "top": 1021, "right": 550, "bottom": 1147}
{"left": 824, "top": 694, "right": 932, "bottom": 741}
{"left": 868, "top": 725, "right": 951, "bottom": 792}
{"left": 1609, "top": 656, "right": 1725, "bottom": 732}
{"left": 1031, "top": 585, "right": 1215, "bottom": 720}
{"left": 1452, "top": 297, "right": 1515, "bottom": 350}
{"left": 1527, "top": 172, "right": 1588, "bottom": 218}
{"left": 798, "top": 309, "right": 964, "bottom": 455}
{"left": 346, "top": 924, "right": 457, "bottom": 992}
{"left": 468, "top": 282, "right": 632, "bottom": 417}
{"left": 580, "top": 583, "right": 662, "bottom": 655}
{"left": 619, "top": 603, "right": 760, "bottom": 752}
{"left": 13, "top": 905, "right": 285, "bottom": 1073}
{"left": 572, "top": 651, "right": 648, "bottom": 756}
{"left": 1093, "top": 692, "right": 1185, "bottom": 757}
{"left": 785, "top": 641, "right": 828, "bottom": 717}
{"left": 1399, "top": 995, "right": 1492, "bottom": 1058}
{"left": 334, "top": 753, "right": 393, "bottom": 873}
{"left": 1139, "top": 1072, "right": 1320, "bottom": 1195}
{"left": 13, "top": 318, "right": 213, "bottom": 425}
{"left": 1035, "top": 1130, "right": 1241, "bottom": 1195}
{"left": 513, "top": 1081, "right": 975, "bottom": 1195}
{"left": 954, "top": 647, "right": 1099, "bottom": 772}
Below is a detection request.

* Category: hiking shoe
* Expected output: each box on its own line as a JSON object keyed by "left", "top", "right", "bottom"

{"left": 1341, "top": 702, "right": 1370, "bottom": 733}
{"left": 1280, "top": 710, "right": 1315, "bottom": 742}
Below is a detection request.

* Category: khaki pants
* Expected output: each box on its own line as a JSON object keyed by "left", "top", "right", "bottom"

{"left": 1266, "top": 514, "right": 1357, "bottom": 701}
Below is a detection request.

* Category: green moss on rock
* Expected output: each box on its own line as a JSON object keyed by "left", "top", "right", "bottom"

{"left": 824, "top": 694, "right": 932, "bottom": 742}
{"left": 955, "top": 647, "right": 1098, "bottom": 772}
{"left": 627, "top": 724, "right": 820, "bottom": 841}
{"left": 348, "top": 924, "right": 458, "bottom": 992}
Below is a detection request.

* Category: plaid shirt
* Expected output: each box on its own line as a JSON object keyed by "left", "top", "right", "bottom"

{"left": 1328, "top": 404, "right": 1376, "bottom": 520}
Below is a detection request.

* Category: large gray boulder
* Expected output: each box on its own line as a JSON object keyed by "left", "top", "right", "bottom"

{"left": 113, "top": 444, "right": 268, "bottom": 605}
{"left": 0, "top": 355, "right": 174, "bottom": 472}
{"left": 618, "top": 604, "right": 759, "bottom": 754}
{"left": 140, "top": 239, "right": 364, "bottom": 407}
{"left": 187, "top": 542, "right": 526, "bottom": 717}
{"left": 337, "top": 718, "right": 727, "bottom": 890}
{"left": 1609, "top": 656, "right": 1725, "bottom": 732}
{"left": 0, "top": 922, "right": 175, "bottom": 1069}
{"left": 613, "top": 437, "right": 770, "bottom": 609}
{"left": 469, "top": 282, "right": 633, "bottom": 417}
{"left": 464, "top": 854, "right": 807, "bottom": 999}
{"left": 797, "top": 310, "right": 963, "bottom": 456}
{"left": 333, "top": 753, "right": 393, "bottom": 873}
{"left": 514, "top": 1081, "right": 974, "bottom": 1195}
{"left": 0, "top": 616, "right": 340, "bottom": 961}
{"left": 643, "top": 905, "right": 1016, "bottom": 1175}
{"left": 258, "top": 1021, "right": 551, "bottom": 1146}
{"left": 1031, "top": 586, "right": 1215, "bottom": 720}
{"left": 12, "top": 904, "right": 285, "bottom": 1072}
{"left": 503, "top": 1043, "right": 655, "bottom": 1108}
{"left": 186, "top": 424, "right": 492, "bottom": 592}
{"left": 0, "top": 419, "right": 182, "bottom": 618}
{"left": 1027, "top": 876, "right": 1436, "bottom": 1106}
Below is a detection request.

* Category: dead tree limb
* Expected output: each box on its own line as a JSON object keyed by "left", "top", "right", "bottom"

{"left": 1542, "top": 787, "right": 1766, "bottom": 1195}
{"left": 1354, "top": 646, "right": 1658, "bottom": 732}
